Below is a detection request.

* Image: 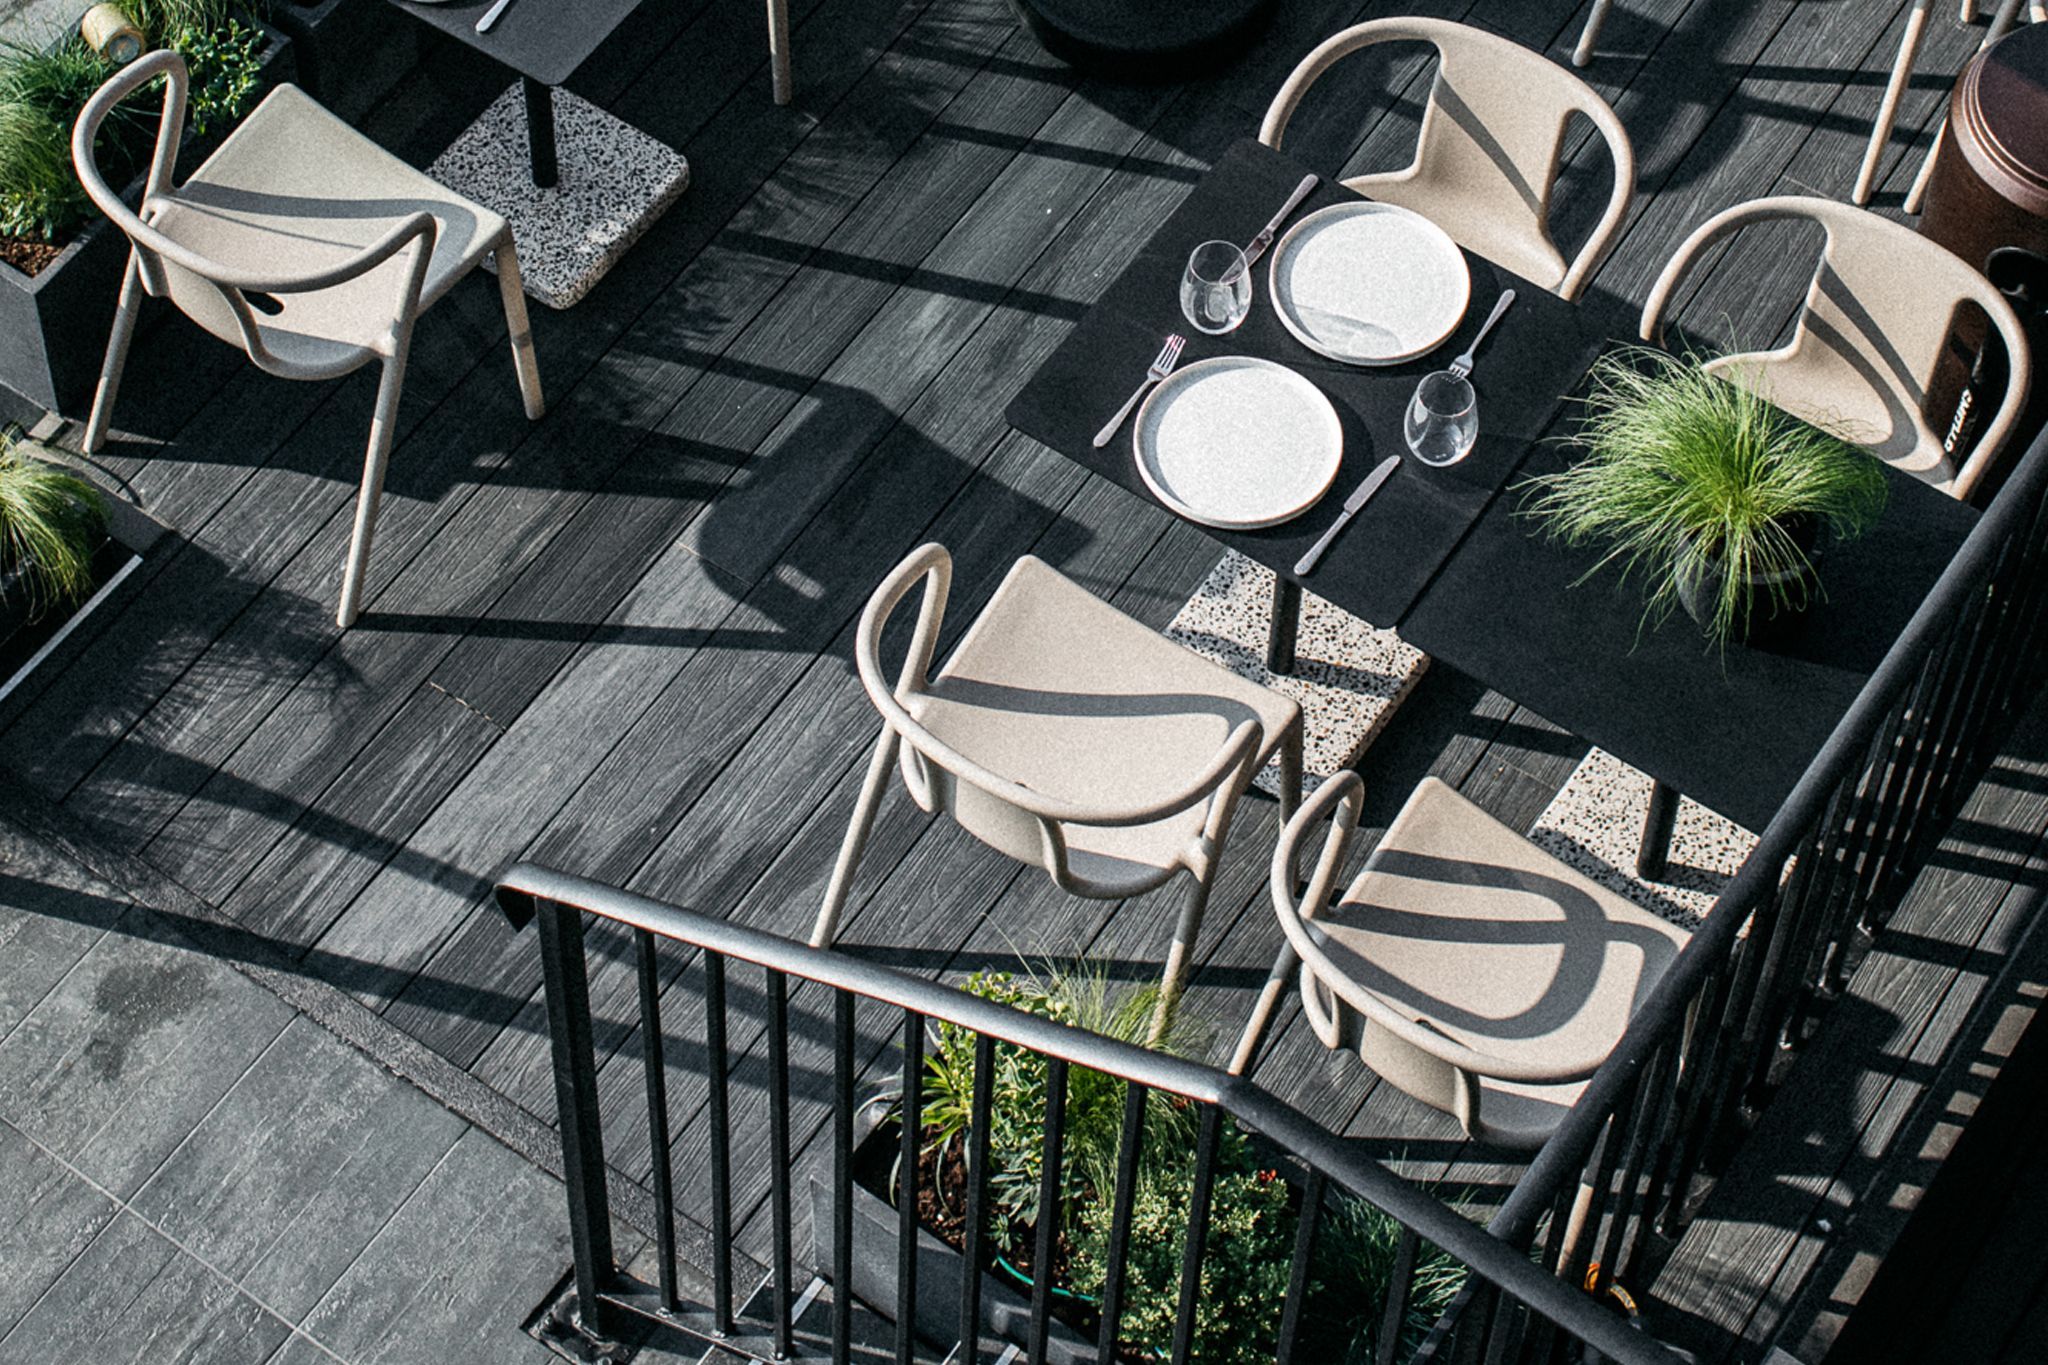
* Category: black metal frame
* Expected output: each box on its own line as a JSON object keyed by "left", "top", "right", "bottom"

{"left": 498, "top": 864, "right": 1683, "bottom": 1365}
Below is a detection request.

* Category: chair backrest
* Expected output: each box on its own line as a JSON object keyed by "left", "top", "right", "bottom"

{"left": 1640, "top": 195, "right": 2035, "bottom": 501}
{"left": 853, "top": 545, "right": 1259, "bottom": 895}
{"left": 1259, "top": 17, "right": 1636, "bottom": 301}
{"left": 71, "top": 51, "right": 436, "bottom": 379}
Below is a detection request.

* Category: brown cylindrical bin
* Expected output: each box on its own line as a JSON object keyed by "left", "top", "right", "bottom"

{"left": 1921, "top": 21, "right": 2048, "bottom": 495}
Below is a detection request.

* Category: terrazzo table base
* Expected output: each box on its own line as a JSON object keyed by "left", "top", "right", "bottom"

{"left": 1165, "top": 551, "right": 1427, "bottom": 798}
{"left": 1528, "top": 747, "right": 1759, "bottom": 928}
{"left": 429, "top": 83, "right": 690, "bottom": 311}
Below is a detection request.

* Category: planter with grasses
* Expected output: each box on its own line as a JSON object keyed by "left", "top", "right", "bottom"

{"left": 1518, "top": 347, "right": 1890, "bottom": 649}
{"left": 811, "top": 966, "right": 1469, "bottom": 1364}
{"left": 0, "top": 434, "right": 162, "bottom": 719}
{"left": 0, "top": 0, "right": 294, "bottom": 413}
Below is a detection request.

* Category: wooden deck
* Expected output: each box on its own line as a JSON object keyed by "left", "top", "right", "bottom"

{"left": 3, "top": 0, "right": 2042, "bottom": 1352}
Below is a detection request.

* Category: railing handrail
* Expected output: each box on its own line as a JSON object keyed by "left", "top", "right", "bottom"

{"left": 495, "top": 861, "right": 1687, "bottom": 1365}
{"left": 1497, "top": 416, "right": 2048, "bottom": 1242}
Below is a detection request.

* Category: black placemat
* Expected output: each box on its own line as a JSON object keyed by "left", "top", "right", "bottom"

{"left": 1005, "top": 138, "right": 1612, "bottom": 628}
{"left": 1401, "top": 446, "right": 1979, "bottom": 831}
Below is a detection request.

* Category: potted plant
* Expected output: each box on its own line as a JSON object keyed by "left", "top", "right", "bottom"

{"left": 0, "top": 0, "right": 294, "bottom": 414}
{"left": 813, "top": 965, "right": 1468, "bottom": 1365}
{"left": 1519, "top": 348, "right": 1890, "bottom": 648}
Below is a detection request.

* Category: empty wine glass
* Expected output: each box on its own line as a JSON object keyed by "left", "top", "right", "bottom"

{"left": 1405, "top": 370, "right": 1479, "bottom": 466}
{"left": 1180, "top": 240, "right": 1251, "bottom": 335}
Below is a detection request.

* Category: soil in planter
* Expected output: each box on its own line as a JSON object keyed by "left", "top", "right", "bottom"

{"left": 0, "top": 239, "right": 63, "bottom": 277}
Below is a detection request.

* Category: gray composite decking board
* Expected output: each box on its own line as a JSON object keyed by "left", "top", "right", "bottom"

{"left": 116, "top": 0, "right": 1008, "bottom": 911}
{"left": 52, "top": 0, "right": 920, "bottom": 875}
{"left": 1644, "top": 728, "right": 2048, "bottom": 1358}
{"left": 125, "top": 1016, "right": 470, "bottom": 1324}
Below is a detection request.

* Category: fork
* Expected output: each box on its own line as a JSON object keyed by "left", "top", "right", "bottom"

{"left": 1093, "top": 334, "right": 1186, "bottom": 447}
{"left": 1447, "top": 289, "right": 1516, "bottom": 381}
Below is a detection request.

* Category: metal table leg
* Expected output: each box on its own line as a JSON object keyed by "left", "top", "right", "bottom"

{"left": 524, "top": 76, "right": 558, "bottom": 188}
{"left": 1637, "top": 778, "right": 1681, "bottom": 882}
{"left": 1267, "top": 576, "right": 1302, "bottom": 673}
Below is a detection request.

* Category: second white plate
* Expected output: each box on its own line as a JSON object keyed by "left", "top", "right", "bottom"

{"left": 1132, "top": 356, "right": 1343, "bottom": 530}
{"left": 1269, "top": 201, "right": 1471, "bottom": 365}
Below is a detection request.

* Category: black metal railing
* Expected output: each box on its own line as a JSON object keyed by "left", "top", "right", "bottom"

{"left": 496, "top": 864, "right": 1687, "bottom": 1365}
{"left": 1481, "top": 419, "right": 2048, "bottom": 1313}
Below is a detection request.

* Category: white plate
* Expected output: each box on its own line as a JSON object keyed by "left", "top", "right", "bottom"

{"left": 1132, "top": 356, "right": 1343, "bottom": 530}
{"left": 1269, "top": 201, "right": 1472, "bottom": 365}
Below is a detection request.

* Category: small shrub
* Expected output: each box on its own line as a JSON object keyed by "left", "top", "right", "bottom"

{"left": 0, "top": 438, "right": 107, "bottom": 617}
{"left": 0, "top": 98, "right": 90, "bottom": 241}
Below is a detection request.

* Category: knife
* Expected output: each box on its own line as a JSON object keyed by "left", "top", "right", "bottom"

{"left": 1242, "top": 173, "right": 1321, "bottom": 268}
{"left": 476, "top": 0, "right": 514, "bottom": 32}
{"left": 1295, "top": 455, "right": 1400, "bottom": 576}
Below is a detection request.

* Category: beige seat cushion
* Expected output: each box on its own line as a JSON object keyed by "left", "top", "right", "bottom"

{"left": 147, "top": 84, "right": 506, "bottom": 367}
{"left": 904, "top": 555, "right": 1299, "bottom": 892}
{"left": 1314, "top": 777, "right": 1690, "bottom": 1141}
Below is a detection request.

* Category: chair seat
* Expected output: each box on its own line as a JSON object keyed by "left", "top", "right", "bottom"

{"left": 904, "top": 555, "right": 1299, "bottom": 894}
{"left": 146, "top": 84, "right": 506, "bottom": 368}
{"left": 1313, "top": 778, "right": 1690, "bottom": 1125}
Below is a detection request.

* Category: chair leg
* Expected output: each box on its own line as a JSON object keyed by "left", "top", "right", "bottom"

{"left": 82, "top": 252, "right": 146, "bottom": 454}
{"left": 1911, "top": 0, "right": 2026, "bottom": 212}
{"left": 1856, "top": 0, "right": 1932, "bottom": 205}
{"left": 767, "top": 0, "right": 792, "bottom": 105}
{"left": 1149, "top": 873, "right": 1216, "bottom": 1045}
{"left": 1227, "top": 944, "right": 1300, "bottom": 1077}
{"left": 494, "top": 240, "right": 545, "bottom": 420}
{"left": 1277, "top": 722, "right": 1303, "bottom": 824}
{"left": 813, "top": 727, "right": 898, "bottom": 947}
{"left": 1572, "top": 0, "right": 1616, "bottom": 67}
{"left": 335, "top": 349, "right": 409, "bottom": 629}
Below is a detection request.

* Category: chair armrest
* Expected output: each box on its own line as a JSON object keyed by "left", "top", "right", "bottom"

{"left": 1561, "top": 97, "right": 1637, "bottom": 302}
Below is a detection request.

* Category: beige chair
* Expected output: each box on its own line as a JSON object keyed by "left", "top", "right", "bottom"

{"left": 1230, "top": 773, "right": 1690, "bottom": 1150}
{"left": 72, "top": 51, "right": 544, "bottom": 629}
{"left": 1259, "top": 17, "right": 1636, "bottom": 302}
{"left": 1641, "top": 195, "right": 2032, "bottom": 501}
{"left": 815, "top": 544, "right": 1303, "bottom": 1037}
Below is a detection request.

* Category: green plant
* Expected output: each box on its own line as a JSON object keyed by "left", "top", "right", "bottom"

{"left": 167, "top": 17, "right": 263, "bottom": 138}
{"left": 1294, "top": 1192, "right": 1471, "bottom": 1363}
{"left": 0, "top": 97, "right": 91, "bottom": 240}
{"left": 0, "top": 438, "right": 107, "bottom": 617}
{"left": 922, "top": 965, "right": 1197, "bottom": 1225}
{"left": 1518, "top": 347, "right": 1889, "bottom": 647}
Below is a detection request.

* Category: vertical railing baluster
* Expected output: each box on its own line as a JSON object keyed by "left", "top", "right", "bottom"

{"left": 704, "top": 951, "right": 735, "bottom": 1335}
{"left": 1096, "top": 1081, "right": 1148, "bottom": 1365}
{"left": 1602, "top": 1045, "right": 1671, "bottom": 1289}
{"left": 834, "top": 990, "right": 855, "bottom": 1365}
{"left": 534, "top": 897, "right": 617, "bottom": 1341}
{"left": 1029, "top": 1056, "right": 1069, "bottom": 1365}
{"left": 897, "top": 1009, "right": 925, "bottom": 1365}
{"left": 768, "top": 968, "right": 795, "bottom": 1359}
{"left": 1274, "top": 1166, "right": 1325, "bottom": 1365}
{"left": 961, "top": 1033, "right": 995, "bottom": 1365}
{"left": 635, "top": 929, "right": 678, "bottom": 1314}
{"left": 1376, "top": 1225, "right": 1420, "bottom": 1365}
{"left": 1169, "top": 1106, "right": 1225, "bottom": 1365}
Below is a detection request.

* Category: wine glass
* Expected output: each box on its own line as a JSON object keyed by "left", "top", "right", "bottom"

{"left": 1180, "top": 241, "right": 1252, "bottom": 335}
{"left": 1405, "top": 370, "right": 1479, "bottom": 466}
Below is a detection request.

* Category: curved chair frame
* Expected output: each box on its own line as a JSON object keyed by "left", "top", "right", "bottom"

{"left": 1259, "top": 17, "right": 1636, "bottom": 301}
{"left": 815, "top": 544, "right": 1294, "bottom": 1036}
{"left": 73, "top": 52, "right": 544, "bottom": 626}
{"left": 1640, "top": 195, "right": 2032, "bottom": 502}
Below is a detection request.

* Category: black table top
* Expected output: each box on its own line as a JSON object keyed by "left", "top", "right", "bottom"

{"left": 1008, "top": 138, "right": 1981, "bottom": 836}
{"left": 385, "top": 0, "right": 641, "bottom": 87}
{"left": 1006, "top": 138, "right": 1611, "bottom": 629}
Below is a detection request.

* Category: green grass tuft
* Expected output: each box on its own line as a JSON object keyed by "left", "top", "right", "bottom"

{"left": 0, "top": 437, "right": 107, "bottom": 617}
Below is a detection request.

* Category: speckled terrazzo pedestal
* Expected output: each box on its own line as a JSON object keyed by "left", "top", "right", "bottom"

{"left": 428, "top": 84, "right": 690, "bottom": 310}
{"left": 1528, "top": 747, "right": 1759, "bottom": 927}
{"left": 1165, "top": 551, "right": 1428, "bottom": 796}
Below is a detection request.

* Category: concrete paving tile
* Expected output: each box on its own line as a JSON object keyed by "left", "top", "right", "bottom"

{"left": 131, "top": 1016, "right": 469, "bottom": 1323}
{"left": 0, "top": 912, "right": 291, "bottom": 1197}
{"left": 0, "top": 822, "right": 131, "bottom": 1043}
{"left": 0, "top": 1210, "right": 291, "bottom": 1364}
{"left": 0, "top": 1117, "right": 117, "bottom": 1339}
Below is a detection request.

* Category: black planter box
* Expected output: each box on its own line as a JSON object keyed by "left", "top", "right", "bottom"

{"left": 269, "top": 0, "right": 417, "bottom": 123}
{"left": 0, "top": 21, "right": 296, "bottom": 417}
{"left": 0, "top": 459, "right": 166, "bottom": 730}
{"left": 808, "top": 1103, "right": 1095, "bottom": 1365}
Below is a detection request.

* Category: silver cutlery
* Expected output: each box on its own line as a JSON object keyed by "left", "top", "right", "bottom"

{"left": 1448, "top": 288, "right": 1515, "bottom": 380}
{"left": 1295, "top": 454, "right": 1400, "bottom": 575}
{"left": 1093, "top": 334, "right": 1185, "bottom": 448}
{"left": 1242, "top": 173, "right": 1321, "bottom": 268}
{"left": 476, "top": 0, "right": 515, "bottom": 33}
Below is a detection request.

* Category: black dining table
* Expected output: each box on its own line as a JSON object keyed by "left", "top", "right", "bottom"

{"left": 1006, "top": 137, "right": 1978, "bottom": 868}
